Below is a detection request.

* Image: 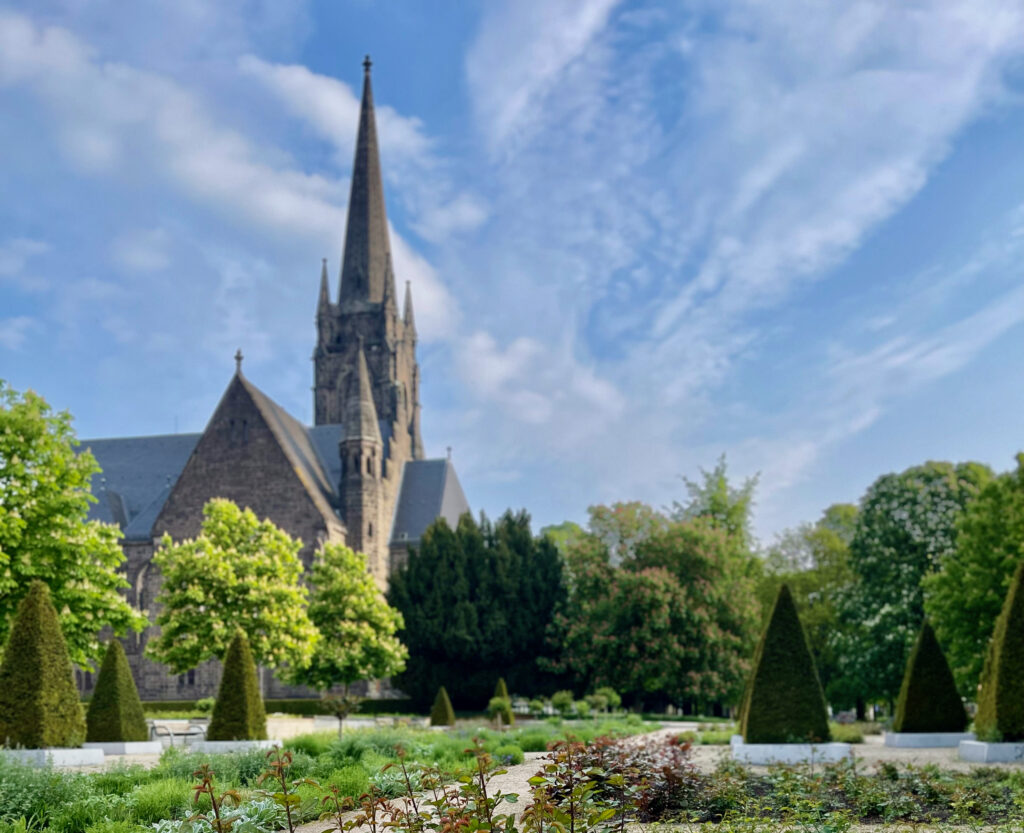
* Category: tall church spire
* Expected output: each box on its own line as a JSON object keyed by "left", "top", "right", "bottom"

{"left": 338, "top": 56, "right": 396, "bottom": 308}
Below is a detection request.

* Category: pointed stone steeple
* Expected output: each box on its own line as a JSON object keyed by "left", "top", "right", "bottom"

{"left": 338, "top": 56, "right": 397, "bottom": 309}
{"left": 344, "top": 344, "right": 382, "bottom": 444}
{"left": 403, "top": 281, "right": 416, "bottom": 339}
{"left": 317, "top": 258, "right": 331, "bottom": 316}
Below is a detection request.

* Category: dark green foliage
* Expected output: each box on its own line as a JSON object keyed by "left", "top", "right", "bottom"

{"left": 494, "top": 677, "right": 509, "bottom": 699}
{"left": 429, "top": 686, "right": 456, "bottom": 726}
{"left": 0, "top": 580, "right": 86, "bottom": 748}
{"left": 388, "top": 510, "right": 568, "bottom": 709}
{"left": 206, "top": 630, "right": 267, "bottom": 741}
{"left": 86, "top": 640, "right": 148, "bottom": 742}
{"left": 892, "top": 621, "right": 966, "bottom": 733}
{"left": 975, "top": 560, "right": 1024, "bottom": 741}
{"left": 741, "top": 584, "right": 829, "bottom": 743}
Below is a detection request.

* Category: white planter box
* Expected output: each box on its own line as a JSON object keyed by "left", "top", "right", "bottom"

{"left": 188, "top": 739, "right": 278, "bottom": 753}
{"left": 2, "top": 747, "right": 105, "bottom": 766}
{"left": 84, "top": 741, "right": 164, "bottom": 755}
{"left": 884, "top": 732, "right": 974, "bottom": 748}
{"left": 731, "top": 740, "right": 851, "bottom": 765}
{"left": 959, "top": 739, "right": 1024, "bottom": 762}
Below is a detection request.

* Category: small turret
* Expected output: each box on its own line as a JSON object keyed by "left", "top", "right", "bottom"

{"left": 317, "top": 258, "right": 331, "bottom": 318}
{"left": 344, "top": 344, "right": 382, "bottom": 444}
{"left": 403, "top": 281, "right": 416, "bottom": 340}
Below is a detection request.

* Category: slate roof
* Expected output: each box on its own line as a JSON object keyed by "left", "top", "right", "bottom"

{"left": 390, "top": 459, "right": 470, "bottom": 545}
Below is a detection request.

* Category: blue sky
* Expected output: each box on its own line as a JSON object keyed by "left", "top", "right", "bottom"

{"left": 3, "top": 0, "right": 1024, "bottom": 544}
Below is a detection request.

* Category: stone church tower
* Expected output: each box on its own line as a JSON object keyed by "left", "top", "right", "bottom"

{"left": 314, "top": 57, "right": 424, "bottom": 583}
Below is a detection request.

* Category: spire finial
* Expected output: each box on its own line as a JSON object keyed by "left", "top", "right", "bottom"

{"left": 446, "top": 446, "right": 452, "bottom": 461}
{"left": 234, "top": 348, "right": 243, "bottom": 373}
{"left": 363, "top": 54, "right": 372, "bottom": 74}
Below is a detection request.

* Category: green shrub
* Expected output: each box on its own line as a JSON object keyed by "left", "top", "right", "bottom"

{"left": 429, "top": 687, "right": 456, "bottom": 727}
{"left": 493, "top": 744, "right": 524, "bottom": 765}
{"left": 487, "top": 696, "right": 514, "bottom": 727}
{"left": 325, "top": 764, "right": 370, "bottom": 798}
{"left": 551, "top": 690, "right": 574, "bottom": 717}
{"left": 0, "top": 757, "right": 95, "bottom": 827}
{"left": 84, "top": 822, "right": 146, "bottom": 833}
{"left": 527, "top": 699, "right": 545, "bottom": 717}
{"left": 127, "top": 778, "right": 193, "bottom": 823}
{"left": 976, "top": 560, "right": 1024, "bottom": 741}
{"left": 86, "top": 640, "right": 148, "bottom": 743}
{"left": 0, "top": 581, "right": 86, "bottom": 748}
{"left": 494, "top": 678, "right": 510, "bottom": 700}
{"left": 828, "top": 723, "right": 864, "bottom": 744}
{"left": 194, "top": 698, "right": 215, "bottom": 715}
{"left": 595, "top": 687, "right": 621, "bottom": 712}
{"left": 893, "top": 620, "right": 967, "bottom": 733}
{"left": 575, "top": 700, "right": 591, "bottom": 719}
{"left": 206, "top": 630, "right": 266, "bottom": 741}
{"left": 284, "top": 731, "right": 335, "bottom": 758}
{"left": 741, "top": 584, "right": 829, "bottom": 744}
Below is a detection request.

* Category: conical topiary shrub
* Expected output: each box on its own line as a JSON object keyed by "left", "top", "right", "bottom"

{"left": 892, "top": 620, "right": 966, "bottom": 733}
{"left": 975, "top": 560, "right": 1024, "bottom": 741}
{"left": 0, "top": 581, "right": 86, "bottom": 748}
{"left": 430, "top": 685, "right": 456, "bottom": 727}
{"left": 491, "top": 677, "right": 513, "bottom": 726}
{"left": 206, "top": 630, "right": 267, "bottom": 741}
{"left": 494, "top": 677, "right": 509, "bottom": 700}
{"left": 741, "top": 584, "right": 829, "bottom": 744}
{"left": 86, "top": 640, "right": 148, "bottom": 742}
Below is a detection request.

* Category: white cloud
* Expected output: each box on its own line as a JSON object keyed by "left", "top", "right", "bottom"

{"left": 110, "top": 228, "right": 171, "bottom": 273}
{"left": 0, "top": 316, "right": 38, "bottom": 350}
{"left": 0, "top": 237, "right": 49, "bottom": 280}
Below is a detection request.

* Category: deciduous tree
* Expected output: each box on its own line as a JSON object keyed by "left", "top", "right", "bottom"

{"left": 146, "top": 499, "right": 317, "bottom": 674}
{"left": 0, "top": 381, "right": 145, "bottom": 667}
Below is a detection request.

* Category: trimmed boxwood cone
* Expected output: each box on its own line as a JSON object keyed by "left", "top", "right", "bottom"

{"left": 975, "top": 560, "right": 1024, "bottom": 741}
{"left": 892, "top": 620, "right": 966, "bottom": 733}
{"left": 741, "top": 584, "right": 829, "bottom": 744}
{"left": 207, "top": 629, "right": 267, "bottom": 741}
{"left": 0, "top": 581, "right": 86, "bottom": 748}
{"left": 86, "top": 639, "right": 149, "bottom": 742}
{"left": 430, "top": 685, "right": 456, "bottom": 726}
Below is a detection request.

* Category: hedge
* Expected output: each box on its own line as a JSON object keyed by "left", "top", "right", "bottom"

{"left": 976, "top": 559, "right": 1024, "bottom": 741}
{"left": 206, "top": 630, "right": 267, "bottom": 741}
{"left": 86, "top": 640, "right": 148, "bottom": 742}
{"left": 741, "top": 584, "right": 829, "bottom": 744}
{"left": 892, "top": 620, "right": 966, "bottom": 733}
{"left": 0, "top": 581, "right": 86, "bottom": 748}
{"left": 429, "top": 686, "right": 456, "bottom": 726}
{"left": 137, "top": 698, "right": 417, "bottom": 716}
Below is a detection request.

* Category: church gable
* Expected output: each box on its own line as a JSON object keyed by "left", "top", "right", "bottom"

{"left": 153, "top": 371, "right": 343, "bottom": 562}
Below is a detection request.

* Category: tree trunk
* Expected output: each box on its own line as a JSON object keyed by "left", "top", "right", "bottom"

{"left": 855, "top": 696, "right": 866, "bottom": 722}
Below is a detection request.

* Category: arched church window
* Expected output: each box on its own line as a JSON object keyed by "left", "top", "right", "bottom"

{"left": 366, "top": 456, "right": 373, "bottom": 475}
{"left": 368, "top": 522, "right": 374, "bottom": 539}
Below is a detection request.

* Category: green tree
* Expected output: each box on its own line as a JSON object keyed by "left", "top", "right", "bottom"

{"left": 742, "top": 584, "right": 829, "bottom": 744}
{"left": 672, "top": 454, "right": 758, "bottom": 547}
{"left": 541, "top": 521, "right": 586, "bottom": 553}
{"left": 389, "top": 510, "right": 566, "bottom": 709}
{"left": 0, "top": 581, "right": 86, "bottom": 748}
{"left": 207, "top": 629, "right": 267, "bottom": 741}
{"left": 146, "top": 499, "right": 317, "bottom": 674}
{"left": 924, "top": 455, "right": 1024, "bottom": 696}
{"left": 587, "top": 502, "right": 667, "bottom": 564}
{"left": 832, "top": 461, "right": 991, "bottom": 706}
{"left": 86, "top": 640, "right": 148, "bottom": 742}
{"left": 290, "top": 542, "right": 407, "bottom": 701}
{"left": 0, "top": 381, "right": 146, "bottom": 668}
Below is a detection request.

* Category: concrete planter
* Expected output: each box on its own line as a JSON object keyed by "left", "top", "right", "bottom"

{"left": 959, "top": 739, "right": 1024, "bottom": 762}
{"left": 884, "top": 732, "right": 974, "bottom": 748}
{"left": 2, "top": 748, "right": 105, "bottom": 766}
{"left": 188, "top": 739, "right": 278, "bottom": 753}
{"left": 731, "top": 740, "right": 851, "bottom": 765}
{"left": 84, "top": 741, "right": 164, "bottom": 755}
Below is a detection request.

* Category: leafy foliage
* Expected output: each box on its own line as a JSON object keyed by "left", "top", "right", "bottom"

{"left": 0, "top": 580, "right": 86, "bottom": 748}
{"left": 206, "top": 630, "right": 267, "bottom": 741}
{"left": 289, "top": 543, "right": 406, "bottom": 695}
{"left": 147, "top": 499, "right": 317, "bottom": 673}
{"left": 975, "top": 559, "right": 1024, "bottom": 741}
{"left": 892, "top": 620, "right": 966, "bottom": 733}
{"left": 924, "top": 454, "right": 1024, "bottom": 696}
{"left": 832, "top": 461, "right": 991, "bottom": 704}
{"left": 741, "top": 584, "right": 829, "bottom": 743}
{"left": 429, "top": 686, "right": 455, "bottom": 726}
{"left": 670, "top": 454, "right": 758, "bottom": 547}
{"left": 388, "top": 510, "right": 567, "bottom": 709}
{"left": 0, "top": 381, "right": 146, "bottom": 668}
{"left": 86, "top": 639, "right": 148, "bottom": 742}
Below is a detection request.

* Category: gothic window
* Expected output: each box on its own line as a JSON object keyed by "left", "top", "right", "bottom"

{"left": 368, "top": 522, "right": 373, "bottom": 539}
{"left": 366, "top": 456, "right": 373, "bottom": 475}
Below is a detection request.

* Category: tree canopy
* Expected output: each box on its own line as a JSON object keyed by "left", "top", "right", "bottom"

{"left": 832, "top": 461, "right": 991, "bottom": 704}
{"left": 146, "top": 499, "right": 317, "bottom": 673}
{"left": 924, "top": 455, "right": 1024, "bottom": 696}
{"left": 290, "top": 542, "right": 407, "bottom": 694}
{"left": 0, "top": 381, "right": 145, "bottom": 667}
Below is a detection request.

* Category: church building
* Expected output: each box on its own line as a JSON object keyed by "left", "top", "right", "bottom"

{"left": 80, "top": 58, "right": 469, "bottom": 700}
